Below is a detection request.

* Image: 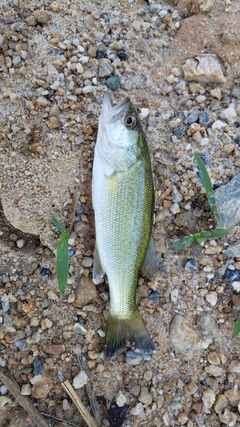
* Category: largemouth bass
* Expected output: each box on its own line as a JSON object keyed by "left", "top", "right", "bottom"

{"left": 92, "top": 93, "right": 158, "bottom": 358}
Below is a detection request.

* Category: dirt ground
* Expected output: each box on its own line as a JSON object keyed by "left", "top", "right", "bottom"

{"left": 0, "top": 0, "right": 240, "bottom": 426}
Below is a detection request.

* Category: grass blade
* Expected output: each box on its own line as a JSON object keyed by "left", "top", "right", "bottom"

{"left": 194, "top": 152, "right": 212, "bottom": 195}
{"left": 53, "top": 215, "right": 68, "bottom": 234}
{"left": 207, "top": 195, "right": 220, "bottom": 222}
{"left": 198, "top": 229, "right": 227, "bottom": 239}
{"left": 186, "top": 212, "right": 196, "bottom": 234}
{"left": 171, "top": 235, "right": 195, "bottom": 250}
{"left": 56, "top": 231, "right": 69, "bottom": 297}
{"left": 232, "top": 318, "right": 240, "bottom": 338}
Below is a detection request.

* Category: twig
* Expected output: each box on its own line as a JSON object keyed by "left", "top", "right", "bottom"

{"left": 78, "top": 355, "right": 102, "bottom": 425}
{"left": 0, "top": 368, "right": 49, "bottom": 427}
{"left": 40, "top": 411, "right": 80, "bottom": 427}
{"left": 0, "top": 16, "right": 24, "bottom": 23}
{"left": 61, "top": 380, "right": 99, "bottom": 427}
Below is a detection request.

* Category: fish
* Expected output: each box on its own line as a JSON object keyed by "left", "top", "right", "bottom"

{"left": 92, "top": 93, "right": 158, "bottom": 358}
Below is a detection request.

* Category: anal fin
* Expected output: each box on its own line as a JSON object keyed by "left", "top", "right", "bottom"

{"left": 141, "top": 236, "right": 159, "bottom": 280}
{"left": 92, "top": 244, "right": 105, "bottom": 284}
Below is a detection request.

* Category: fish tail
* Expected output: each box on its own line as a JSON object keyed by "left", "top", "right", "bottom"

{"left": 105, "top": 310, "right": 155, "bottom": 358}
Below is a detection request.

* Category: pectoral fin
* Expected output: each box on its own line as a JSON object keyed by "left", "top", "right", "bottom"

{"left": 92, "top": 244, "right": 105, "bottom": 284}
{"left": 141, "top": 236, "right": 159, "bottom": 280}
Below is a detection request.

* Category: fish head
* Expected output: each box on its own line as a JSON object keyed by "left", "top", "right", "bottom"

{"left": 97, "top": 93, "right": 144, "bottom": 172}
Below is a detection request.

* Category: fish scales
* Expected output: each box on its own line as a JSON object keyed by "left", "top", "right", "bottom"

{"left": 92, "top": 93, "right": 158, "bottom": 357}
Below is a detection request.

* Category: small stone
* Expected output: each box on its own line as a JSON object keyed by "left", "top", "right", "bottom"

{"left": 231, "top": 85, "right": 240, "bottom": 100}
{"left": 21, "top": 384, "right": 31, "bottom": 395}
{"left": 231, "top": 281, "right": 240, "bottom": 292}
{"left": 139, "top": 108, "right": 150, "bottom": 120}
{"left": 106, "top": 76, "right": 120, "bottom": 90}
{"left": 130, "top": 402, "right": 144, "bottom": 416}
{"left": 214, "top": 173, "right": 240, "bottom": 230}
{"left": 185, "top": 259, "right": 197, "bottom": 271}
{"left": 169, "top": 314, "right": 197, "bottom": 354}
{"left": 207, "top": 352, "right": 220, "bottom": 365}
{"left": 228, "top": 360, "right": 240, "bottom": 373}
{"left": 214, "top": 394, "right": 228, "bottom": 413}
{"left": 31, "top": 373, "right": 53, "bottom": 399}
{"left": 35, "top": 11, "right": 50, "bottom": 24}
{"left": 45, "top": 344, "right": 65, "bottom": 355}
{"left": 126, "top": 351, "right": 143, "bottom": 365}
{"left": 73, "top": 323, "right": 87, "bottom": 335}
{"left": 41, "top": 318, "right": 53, "bottom": 329}
{"left": 98, "top": 58, "right": 113, "bottom": 78}
{"left": 171, "top": 288, "right": 178, "bottom": 303}
{"left": 212, "top": 120, "right": 227, "bottom": 130}
{"left": 33, "top": 360, "right": 43, "bottom": 375}
{"left": 13, "top": 56, "right": 21, "bottom": 67}
{"left": 170, "top": 203, "right": 180, "bottom": 214}
{"left": 183, "top": 55, "right": 226, "bottom": 84}
{"left": 173, "top": 125, "right": 187, "bottom": 138}
{"left": 210, "top": 88, "right": 222, "bottom": 100}
{"left": 224, "top": 389, "right": 240, "bottom": 406}
{"left": 48, "top": 116, "right": 59, "bottom": 129}
{"left": 16, "top": 239, "right": 25, "bottom": 248}
{"left": 115, "top": 390, "right": 126, "bottom": 407}
{"left": 204, "top": 365, "right": 224, "bottom": 377}
{"left": 199, "top": 110, "right": 210, "bottom": 125}
{"left": 219, "top": 408, "right": 237, "bottom": 426}
{"left": 82, "top": 85, "right": 96, "bottom": 93}
{"left": 37, "top": 96, "right": 49, "bottom": 107}
{"left": 222, "top": 143, "right": 235, "bottom": 153}
{"left": 138, "top": 387, "right": 152, "bottom": 406}
{"left": 82, "top": 257, "right": 93, "bottom": 268}
{"left": 73, "top": 370, "right": 88, "bottom": 389}
{"left": 220, "top": 104, "right": 237, "bottom": 122}
{"left": 187, "top": 111, "right": 199, "bottom": 124}
{"left": 128, "top": 382, "right": 140, "bottom": 396}
{"left": 148, "top": 290, "right": 160, "bottom": 305}
{"left": 205, "top": 291, "right": 218, "bottom": 306}
{"left": 74, "top": 276, "right": 99, "bottom": 309}
{"left": 76, "top": 63, "right": 83, "bottom": 74}
{"left": 0, "top": 34, "right": 4, "bottom": 47}
{"left": 50, "top": 1, "right": 59, "bottom": 12}
{"left": 177, "top": 413, "right": 188, "bottom": 424}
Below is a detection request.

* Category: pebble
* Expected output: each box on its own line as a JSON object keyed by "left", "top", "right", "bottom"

{"left": 148, "top": 290, "right": 160, "bottom": 305}
{"left": 219, "top": 408, "right": 237, "bottom": 426}
{"left": 138, "top": 387, "right": 152, "bottom": 406}
{"left": 173, "top": 125, "right": 187, "bottom": 138}
{"left": 220, "top": 104, "right": 237, "bottom": 122}
{"left": 73, "top": 370, "right": 88, "bottom": 389}
{"left": 207, "top": 352, "right": 220, "bottom": 365}
{"left": 45, "top": 344, "right": 65, "bottom": 355}
{"left": 35, "top": 11, "right": 50, "bottom": 24}
{"left": 33, "top": 360, "right": 43, "bottom": 375}
{"left": 185, "top": 259, "right": 197, "bottom": 271}
{"left": 130, "top": 402, "right": 144, "bottom": 416}
{"left": 187, "top": 111, "right": 199, "bottom": 124}
{"left": 214, "top": 172, "right": 240, "bottom": 231}
{"left": 231, "top": 281, "right": 240, "bottom": 292}
{"left": 210, "top": 88, "right": 222, "bottom": 100}
{"left": 169, "top": 314, "right": 197, "bottom": 353}
{"left": 199, "top": 110, "right": 210, "bottom": 125}
{"left": 170, "top": 203, "right": 180, "bottom": 214}
{"left": 115, "top": 390, "right": 127, "bottom": 407}
{"left": 16, "top": 239, "right": 25, "bottom": 248}
{"left": 41, "top": 318, "right": 53, "bottom": 329}
{"left": 125, "top": 351, "right": 143, "bottom": 365}
{"left": 224, "top": 389, "right": 240, "bottom": 405}
{"left": 224, "top": 269, "right": 240, "bottom": 284}
{"left": 214, "top": 394, "right": 228, "bottom": 413}
{"left": 212, "top": 120, "right": 227, "bottom": 130}
{"left": 202, "top": 389, "right": 216, "bottom": 409}
{"left": 228, "top": 360, "right": 240, "bottom": 373}
{"left": 31, "top": 373, "right": 53, "bottom": 399}
{"left": 106, "top": 76, "right": 120, "bottom": 90}
{"left": 183, "top": 55, "right": 226, "bottom": 83}
{"left": 73, "top": 323, "right": 87, "bottom": 335}
{"left": 231, "top": 85, "right": 240, "bottom": 100}
{"left": 205, "top": 292, "right": 218, "bottom": 306}
{"left": 98, "top": 58, "right": 113, "bottom": 78}
{"left": 171, "top": 288, "right": 178, "bottom": 303}
{"left": 82, "top": 257, "right": 93, "bottom": 268}
{"left": 21, "top": 384, "right": 32, "bottom": 395}
{"left": 128, "top": 382, "right": 140, "bottom": 396}
{"left": 204, "top": 365, "right": 224, "bottom": 377}
{"left": 139, "top": 108, "right": 150, "bottom": 120}
{"left": 74, "top": 276, "right": 99, "bottom": 308}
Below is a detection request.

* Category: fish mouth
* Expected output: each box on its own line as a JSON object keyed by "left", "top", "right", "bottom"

{"left": 101, "top": 92, "right": 130, "bottom": 124}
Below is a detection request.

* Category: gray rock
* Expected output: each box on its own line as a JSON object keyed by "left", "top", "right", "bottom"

{"left": 214, "top": 172, "right": 240, "bottom": 230}
{"left": 169, "top": 314, "right": 197, "bottom": 354}
{"left": 223, "top": 241, "right": 240, "bottom": 258}
{"left": 231, "top": 84, "right": 240, "bottom": 100}
{"left": 138, "top": 387, "right": 152, "bottom": 406}
{"left": 173, "top": 125, "right": 187, "bottom": 139}
{"left": 128, "top": 382, "right": 140, "bottom": 396}
{"left": 196, "top": 315, "right": 218, "bottom": 335}
{"left": 187, "top": 111, "right": 199, "bottom": 124}
{"left": 106, "top": 76, "right": 120, "bottom": 90}
{"left": 125, "top": 351, "right": 143, "bottom": 365}
{"left": 98, "top": 58, "right": 113, "bottom": 78}
{"left": 185, "top": 259, "right": 197, "bottom": 271}
{"left": 74, "top": 276, "right": 100, "bottom": 309}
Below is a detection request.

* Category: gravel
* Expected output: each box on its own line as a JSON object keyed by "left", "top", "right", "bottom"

{"left": 0, "top": 0, "right": 240, "bottom": 426}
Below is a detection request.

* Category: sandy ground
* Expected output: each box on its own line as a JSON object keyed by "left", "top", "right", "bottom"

{"left": 0, "top": 0, "right": 240, "bottom": 426}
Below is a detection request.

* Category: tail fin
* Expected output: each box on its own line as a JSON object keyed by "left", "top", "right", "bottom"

{"left": 105, "top": 310, "right": 155, "bottom": 358}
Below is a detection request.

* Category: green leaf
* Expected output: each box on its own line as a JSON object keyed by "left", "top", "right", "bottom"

{"left": 194, "top": 152, "right": 213, "bottom": 195}
{"left": 171, "top": 235, "right": 195, "bottom": 250}
{"left": 56, "top": 231, "right": 69, "bottom": 298}
{"left": 199, "top": 229, "right": 227, "bottom": 239}
{"left": 232, "top": 318, "right": 240, "bottom": 338}
{"left": 53, "top": 215, "right": 68, "bottom": 234}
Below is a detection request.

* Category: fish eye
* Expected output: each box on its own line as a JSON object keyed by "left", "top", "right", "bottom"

{"left": 125, "top": 115, "right": 137, "bottom": 129}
